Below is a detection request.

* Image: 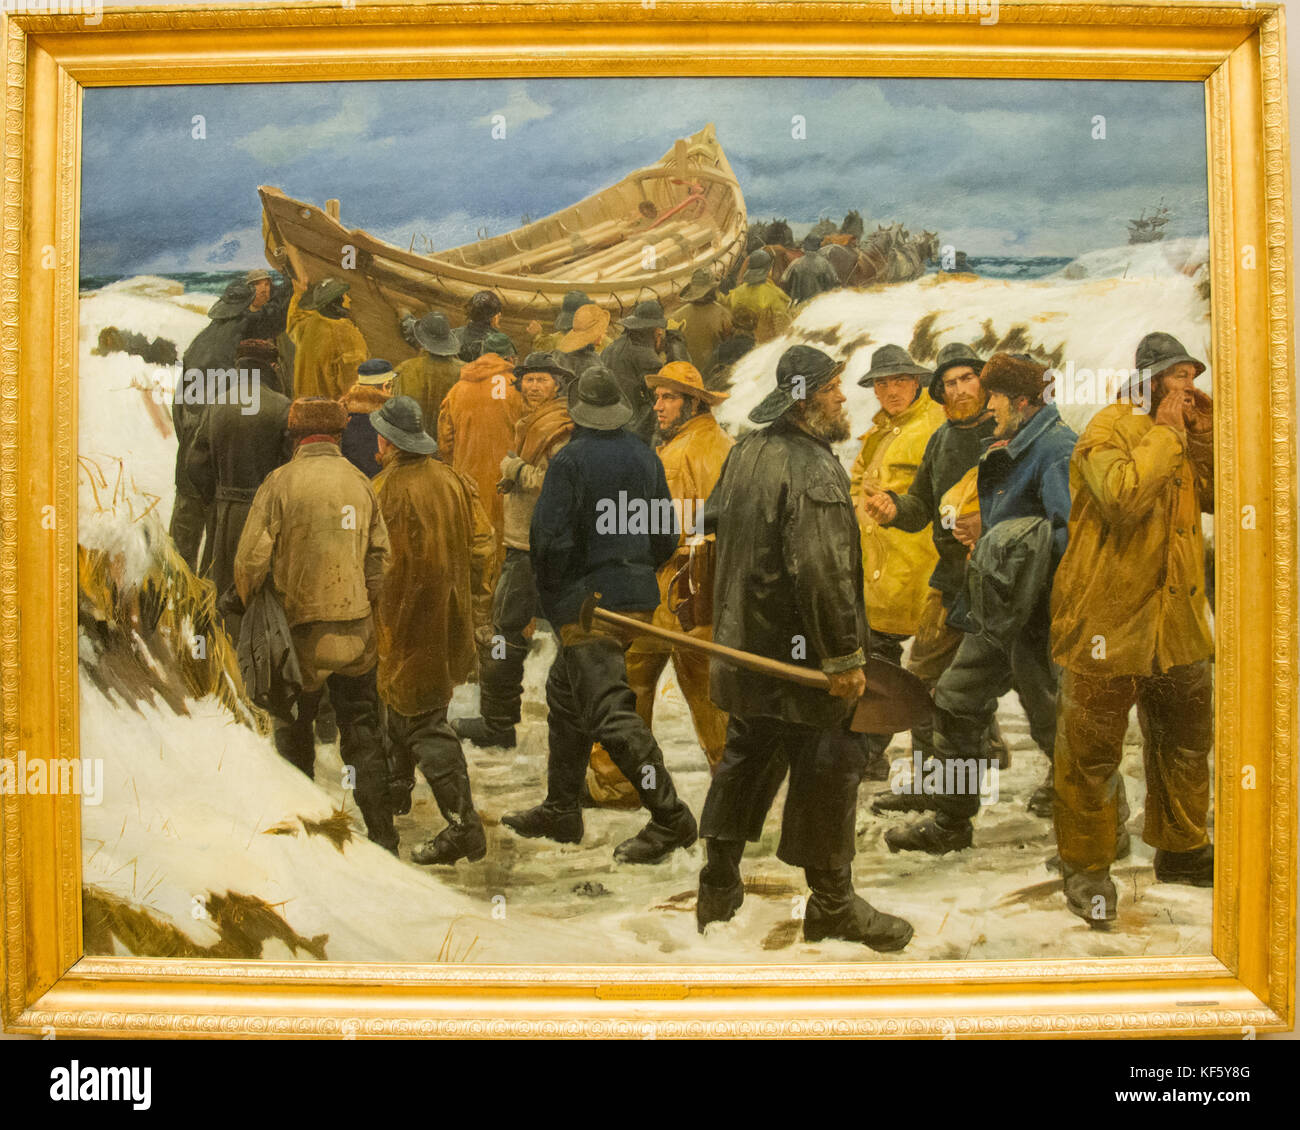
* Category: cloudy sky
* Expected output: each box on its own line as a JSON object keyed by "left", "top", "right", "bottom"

{"left": 80, "top": 76, "right": 1208, "bottom": 277}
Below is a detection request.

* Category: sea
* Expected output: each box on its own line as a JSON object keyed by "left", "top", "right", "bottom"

{"left": 78, "top": 256, "right": 1075, "bottom": 295}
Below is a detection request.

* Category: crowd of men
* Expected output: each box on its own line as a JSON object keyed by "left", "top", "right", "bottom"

{"left": 170, "top": 254, "right": 1215, "bottom": 953}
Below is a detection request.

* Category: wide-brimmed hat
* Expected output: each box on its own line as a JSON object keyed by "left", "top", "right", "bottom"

{"left": 743, "top": 249, "right": 774, "bottom": 286}
{"left": 357, "top": 359, "right": 394, "bottom": 387}
{"left": 646, "top": 361, "right": 729, "bottom": 407}
{"left": 244, "top": 268, "right": 272, "bottom": 285}
{"left": 558, "top": 303, "right": 611, "bottom": 352}
{"left": 749, "top": 345, "right": 844, "bottom": 425}
{"left": 371, "top": 395, "right": 438, "bottom": 455}
{"left": 301, "top": 277, "right": 350, "bottom": 311}
{"left": 412, "top": 311, "right": 459, "bottom": 356}
{"left": 679, "top": 269, "right": 719, "bottom": 303}
{"left": 1135, "top": 332, "right": 1206, "bottom": 380}
{"left": 514, "top": 350, "right": 574, "bottom": 385}
{"left": 483, "top": 330, "right": 517, "bottom": 359}
{"left": 980, "top": 352, "right": 1051, "bottom": 405}
{"left": 567, "top": 365, "right": 633, "bottom": 431}
{"left": 288, "top": 397, "right": 348, "bottom": 438}
{"left": 621, "top": 299, "right": 667, "bottom": 331}
{"left": 555, "top": 290, "right": 591, "bottom": 333}
{"left": 857, "top": 344, "right": 932, "bottom": 388}
{"left": 928, "top": 342, "right": 987, "bottom": 403}
{"left": 800, "top": 233, "right": 823, "bottom": 254}
{"left": 208, "top": 280, "right": 254, "bottom": 320}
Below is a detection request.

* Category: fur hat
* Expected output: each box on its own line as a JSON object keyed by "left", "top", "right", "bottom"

{"left": 288, "top": 396, "right": 348, "bottom": 437}
{"left": 980, "top": 352, "right": 1051, "bottom": 406}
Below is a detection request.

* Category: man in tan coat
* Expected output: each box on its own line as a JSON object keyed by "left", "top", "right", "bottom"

{"left": 234, "top": 397, "right": 396, "bottom": 852}
{"left": 849, "top": 345, "right": 946, "bottom": 777}
{"left": 393, "top": 309, "right": 463, "bottom": 431}
{"left": 674, "top": 269, "right": 733, "bottom": 372}
{"left": 586, "top": 362, "right": 735, "bottom": 807}
{"left": 285, "top": 277, "right": 369, "bottom": 400}
{"left": 371, "top": 396, "right": 496, "bottom": 865}
{"left": 1050, "top": 332, "right": 1215, "bottom": 924}
{"left": 724, "top": 250, "right": 792, "bottom": 344}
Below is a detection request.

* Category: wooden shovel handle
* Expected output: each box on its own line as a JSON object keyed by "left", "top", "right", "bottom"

{"left": 591, "top": 605, "right": 829, "bottom": 689}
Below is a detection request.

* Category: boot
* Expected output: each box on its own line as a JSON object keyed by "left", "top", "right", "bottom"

{"left": 356, "top": 795, "right": 399, "bottom": 857}
{"left": 389, "top": 778, "right": 414, "bottom": 817}
{"left": 500, "top": 803, "right": 583, "bottom": 845}
{"left": 411, "top": 821, "right": 487, "bottom": 865}
{"left": 614, "top": 805, "right": 698, "bottom": 865}
{"left": 1154, "top": 843, "right": 1214, "bottom": 887}
{"left": 1063, "top": 866, "right": 1117, "bottom": 927}
{"left": 803, "top": 866, "right": 913, "bottom": 952}
{"left": 884, "top": 813, "right": 972, "bottom": 855}
{"left": 871, "top": 790, "right": 937, "bottom": 816}
{"left": 416, "top": 762, "right": 487, "bottom": 865}
{"left": 696, "top": 838, "right": 746, "bottom": 932}
{"left": 1047, "top": 824, "right": 1131, "bottom": 873}
{"left": 1026, "top": 761, "right": 1054, "bottom": 818}
{"left": 452, "top": 716, "right": 517, "bottom": 749}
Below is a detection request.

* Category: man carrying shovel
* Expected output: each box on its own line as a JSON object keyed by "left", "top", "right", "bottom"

{"left": 691, "top": 344, "right": 915, "bottom": 951}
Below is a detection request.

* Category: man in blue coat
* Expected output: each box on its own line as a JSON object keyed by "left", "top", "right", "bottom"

{"left": 501, "top": 366, "right": 698, "bottom": 865}
{"left": 885, "top": 353, "right": 1078, "bottom": 855}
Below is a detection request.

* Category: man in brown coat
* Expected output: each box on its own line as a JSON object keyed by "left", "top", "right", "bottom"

{"left": 395, "top": 309, "right": 463, "bottom": 431}
{"left": 1050, "top": 332, "right": 1215, "bottom": 924}
{"left": 234, "top": 397, "right": 396, "bottom": 852}
{"left": 372, "top": 396, "right": 496, "bottom": 865}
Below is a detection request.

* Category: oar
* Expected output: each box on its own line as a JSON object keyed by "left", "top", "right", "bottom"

{"left": 577, "top": 594, "right": 933, "bottom": 736}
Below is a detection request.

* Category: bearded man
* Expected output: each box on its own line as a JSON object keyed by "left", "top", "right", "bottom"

{"left": 883, "top": 353, "right": 1077, "bottom": 856}
{"left": 859, "top": 342, "right": 1008, "bottom": 814}
{"left": 696, "top": 344, "right": 912, "bottom": 952}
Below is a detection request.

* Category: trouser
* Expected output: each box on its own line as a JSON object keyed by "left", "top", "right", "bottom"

{"left": 700, "top": 714, "right": 868, "bottom": 871}
{"left": 930, "top": 617, "right": 1058, "bottom": 821}
{"left": 586, "top": 627, "right": 730, "bottom": 805}
{"left": 906, "top": 587, "right": 1006, "bottom": 762}
{"left": 862, "top": 631, "right": 907, "bottom": 760}
{"left": 478, "top": 547, "right": 537, "bottom": 728}
{"left": 1054, "top": 660, "right": 1213, "bottom": 873}
{"left": 272, "top": 663, "right": 397, "bottom": 852}
{"left": 169, "top": 482, "right": 209, "bottom": 574}
{"left": 543, "top": 615, "right": 691, "bottom": 824}
{"left": 387, "top": 706, "right": 482, "bottom": 833}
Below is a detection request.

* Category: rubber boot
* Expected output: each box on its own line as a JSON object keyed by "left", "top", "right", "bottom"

{"left": 1154, "top": 843, "right": 1214, "bottom": 887}
{"left": 500, "top": 803, "right": 583, "bottom": 844}
{"left": 411, "top": 765, "right": 487, "bottom": 865}
{"left": 884, "top": 812, "right": 973, "bottom": 855}
{"left": 612, "top": 752, "right": 698, "bottom": 865}
{"left": 803, "top": 866, "right": 913, "bottom": 952}
{"left": 696, "top": 838, "right": 745, "bottom": 932}
{"left": 1063, "top": 865, "right": 1117, "bottom": 927}
{"left": 454, "top": 638, "right": 527, "bottom": 748}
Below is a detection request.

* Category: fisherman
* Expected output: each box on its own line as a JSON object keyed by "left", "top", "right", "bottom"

{"left": 1050, "top": 333, "right": 1215, "bottom": 923}
{"left": 695, "top": 344, "right": 913, "bottom": 951}
{"left": 501, "top": 366, "right": 698, "bottom": 866}
{"left": 860, "top": 342, "right": 1008, "bottom": 816}
{"left": 529, "top": 290, "right": 600, "bottom": 354}
{"left": 371, "top": 396, "right": 496, "bottom": 864}
{"left": 454, "top": 350, "right": 575, "bottom": 749}
{"left": 781, "top": 234, "right": 841, "bottom": 304}
{"left": 185, "top": 337, "right": 291, "bottom": 633}
{"left": 557, "top": 303, "right": 613, "bottom": 386}
{"left": 393, "top": 309, "right": 463, "bottom": 430}
{"left": 339, "top": 359, "right": 394, "bottom": 478}
{"left": 170, "top": 278, "right": 255, "bottom": 572}
{"left": 233, "top": 397, "right": 396, "bottom": 853}
{"left": 848, "top": 345, "right": 946, "bottom": 781}
{"left": 723, "top": 249, "right": 792, "bottom": 343}
{"left": 706, "top": 305, "right": 757, "bottom": 392}
{"left": 286, "top": 276, "right": 369, "bottom": 400}
{"left": 585, "top": 361, "right": 734, "bottom": 807}
{"left": 454, "top": 290, "right": 505, "bottom": 363}
{"left": 241, "top": 268, "right": 292, "bottom": 366}
{"left": 601, "top": 299, "right": 668, "bottom": 445}
{"left": 884, "top": 353, "right": 1077, "bottom": 855}
{"left": 437, "top": 334, "right": 524, "bottom": 570}
{"left": 673, "top": 269, "right": 733, "bottom": 373}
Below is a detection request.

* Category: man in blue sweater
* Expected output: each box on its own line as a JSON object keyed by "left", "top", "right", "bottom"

{"left": 501, "top": 366, "right": 698, "bottom": 865}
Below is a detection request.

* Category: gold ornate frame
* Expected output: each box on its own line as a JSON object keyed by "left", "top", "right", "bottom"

{"left": 0, "top": 0, "right": 1294, "bottom": 1039}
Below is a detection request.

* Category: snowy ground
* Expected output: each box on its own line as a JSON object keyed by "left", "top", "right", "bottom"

{"left": 76, "top": 255, "right": 1213, "bottom": 964}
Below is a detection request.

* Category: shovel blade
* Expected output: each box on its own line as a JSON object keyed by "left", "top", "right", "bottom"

{"left": 850, "top": 657, "right": 934, "bottom": 736}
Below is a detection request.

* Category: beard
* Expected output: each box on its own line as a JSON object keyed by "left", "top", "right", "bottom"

{"left": 655, "top": 407, "right": 692, "bottom": 444}
{"left": 946, "top": 390, "right": 989, "bottom": 423}
{"left": 795, "top": 398, "right": 852, "bottom": 443}
{"left": 994, "top": 402, "right": 1029, "bottom": 438}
